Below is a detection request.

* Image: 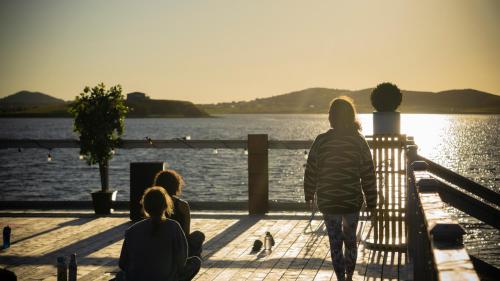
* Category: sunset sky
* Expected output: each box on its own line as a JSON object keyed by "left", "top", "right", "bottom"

{"left": 1, "top": 0, "right": 499, "bottom": 103}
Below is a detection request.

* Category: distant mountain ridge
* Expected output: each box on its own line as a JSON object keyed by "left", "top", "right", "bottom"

{"left": 0, "top": 91, "right": 209, "bottom": 117}
{"left": 199, "top": 88, "right": 500, "bottom": 114}
{"left": 0, "top": 91, "right": 65, "bottom": 108}
{"left": 2, "top": 87, "right": 499, "bottom": 116}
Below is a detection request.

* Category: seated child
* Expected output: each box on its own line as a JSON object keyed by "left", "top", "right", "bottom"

{"left": 154, "top": 170, "right": 205, "bottom": 257}
{"left": 119, "top": 187, "right": 201, "bottom": 281}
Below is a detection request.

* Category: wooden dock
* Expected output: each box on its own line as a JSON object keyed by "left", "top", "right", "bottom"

{"left": 0, "top": 210, "right": 411, "bottom": 281}
{"left": 1, "top": 135, "right": 495, "bottom": 280}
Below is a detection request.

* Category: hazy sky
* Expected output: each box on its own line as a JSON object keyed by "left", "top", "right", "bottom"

{"left": 1, "top": 0, "right": 499, "bottom": 103}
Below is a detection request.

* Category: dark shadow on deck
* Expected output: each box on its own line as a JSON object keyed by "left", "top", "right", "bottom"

{"left": 0, "top": 216, "right": 260, "bottom": 268}
{"left": 11, "top": 217, "right": 95, "bottom": 245}
{"left": 0, "top": 255, "right": 404, "bottom": 271}
{"left": 0, "top": 211, "right": 128, "bottom": 218}
{"left": 202, "top": 215, "right": 261, "bottom": 259}
{"left": 356, "top": 249, "right": 407, "bottom": 280}
{"left": 0, "top": 221, "right": 130, "bottom": 276}
{"left": 191, "top": 213, "right": 318, "bottom": 220}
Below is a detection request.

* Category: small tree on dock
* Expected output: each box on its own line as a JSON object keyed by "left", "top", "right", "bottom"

{"left": 69, "top": 83, "right": 128, "bottom": 192}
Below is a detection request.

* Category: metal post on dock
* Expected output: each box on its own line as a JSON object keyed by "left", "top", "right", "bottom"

{"left": 248, "top": 134, "right": 269, "bottom": 214}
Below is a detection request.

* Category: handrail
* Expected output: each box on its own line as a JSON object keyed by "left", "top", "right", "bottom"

{"left": 0, "top": 136, "right": 414, "bottom": 150}
{"left": 417, "top": 155, "right": 500, "bottom": 207}
{"left": 0, "top": 135, "right": 414, "bottom": 216}
{"left": 434, "top": 178, "right": 500, "bottom": 230}
{"left": 406, "top": 159, "right": 480, "bottom": 281}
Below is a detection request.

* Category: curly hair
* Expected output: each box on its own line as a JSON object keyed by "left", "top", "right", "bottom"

{"left": 153, "top": 169, "right": 185, "bottom": 197}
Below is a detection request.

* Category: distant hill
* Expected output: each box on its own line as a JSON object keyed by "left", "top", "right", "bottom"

{"left": 0, "top": 91, "right": 65, "bottom": 111}
{"left": 199, "top": 88, "right": 500, "bottom": 114}
{"left": 0, "top": 91, "right": 210, "bottom": 118}
{"left": 126, "top": 99, "right": 209, "bottom": 117}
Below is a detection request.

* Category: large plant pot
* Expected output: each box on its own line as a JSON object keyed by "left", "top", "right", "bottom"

{"left": 91, "top": 190, "right": 118, "bottom": 215}
{"left": 373, "top": 111, "right": 400, "bottom": 134}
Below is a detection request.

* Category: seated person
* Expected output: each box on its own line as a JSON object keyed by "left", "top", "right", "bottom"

{"left": 119, "top": 187, "right": 201, "bottom": 281}
{"left": 154, "top": 170, "right": 205, "bottom": 257}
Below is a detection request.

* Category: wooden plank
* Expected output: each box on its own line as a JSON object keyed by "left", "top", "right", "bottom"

{"left": 398, "top": 146, "right": 403, "bottom": 249}
{"left": 214, "top": 218, "right": 295, "bottom": 280}
{"left": 248, "top": 134, "right": 269, "bottom": 215}
{"left": 295, "top": 229, "right": 330, "bottom": 281}
{"left": 79, "top": 213, "right": 239, "bottom": 281}
{"left": 195, "top": 217, "right": 265, "bottom": 280}
{"left": 419, "top": 192, "right": 480, "bottom": 281}
{"left": 270, "top": 221, "right": 327, "bottom": 280}
{"left": 17, "top": 218, "right": 129, "bottom": 279}
{"left": 417, "top": 155, "right": 500, "bottom": 206}
{"left": 381, "top": 250, "right": 398, "bottom": 280}
{"left": 0, "top": 211, "right": 416, "bottom": 280}
{"left": 311, "top": 251, "right": 334, "bottom": 281}
{"left": 237, "top": 219, "right": 301, "bottom": 280}
{"left": 384, "top": 141, "right": 390, "bottom": 244}
{"left": 390, "top": 146, "right": 394, "bottom": 245}
{"left": 197, "top": 218, "right": 278, "bottom": 280}
{"left": 254, "top": 220, "right": 311, "bottom": 281}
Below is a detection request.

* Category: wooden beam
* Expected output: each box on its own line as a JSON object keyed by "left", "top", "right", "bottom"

{"left": 418, "top": 155, "right": 500, "bottom": 207}
{"left": 247, "top": 134, "right": 269, "bottom": 214}
{"left": 436, "top": 180, "right": 500, "bottom": 230}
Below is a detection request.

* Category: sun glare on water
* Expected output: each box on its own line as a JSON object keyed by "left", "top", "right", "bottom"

{"left": 401, "top": 114, "right": 454, "bottom": 158}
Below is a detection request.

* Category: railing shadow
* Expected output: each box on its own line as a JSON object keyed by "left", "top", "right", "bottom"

{"left": 201, "top": 215, "right": 261, "bottom": 260}
{"left": 0, "top": 211, "right": 128, "bottom": 218}
{"left": 8, "top": 217, "right": 96, "bottom": 246}
{"left": 0, "top": 221, "right": 130, "bottom": 272}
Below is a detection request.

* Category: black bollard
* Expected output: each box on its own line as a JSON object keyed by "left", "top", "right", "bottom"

{"left": 2, "top": 226, "right": 11, "bottom": 249}
{"left": 68, "top": 253, "right": 77, "bottom": 281}
{"left": 57, "top": 256, "right": 67, "bottom": 281}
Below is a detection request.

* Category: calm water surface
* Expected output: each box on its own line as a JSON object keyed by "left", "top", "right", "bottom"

{"left": 0, "top": 114, "right": 499, "bottom": 265}
{"left": 1, "top": 114, "right": 498, "bottom": 201}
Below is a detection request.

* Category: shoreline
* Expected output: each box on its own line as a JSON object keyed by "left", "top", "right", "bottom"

{"left": 1, "top": 112, "right": 499, "bottom": 118}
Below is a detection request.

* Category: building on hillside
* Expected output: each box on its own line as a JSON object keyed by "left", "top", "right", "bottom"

{"left": 127, "top": 92, "right": 150, "bottom": 101}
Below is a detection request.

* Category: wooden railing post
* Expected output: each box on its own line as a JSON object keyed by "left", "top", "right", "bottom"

{"left": 406, "top": 145, "right": 419, "bottom": 163}
{"left": 248, "top": 134, "right": 269, "bottom": 214}
{"left": 406, "top": 160, "right": 427, "bottom": 266}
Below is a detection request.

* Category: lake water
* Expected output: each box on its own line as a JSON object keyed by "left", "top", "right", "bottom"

{"left": 0, "top": 114, "right": 498, "bottom": 202}
{"left": 0, "top": 114, "right": 499, "bottom": 266}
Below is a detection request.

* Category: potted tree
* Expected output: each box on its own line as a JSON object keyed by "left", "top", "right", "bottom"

{"left": 69, "top": 83, "right": 128, "bottom": 215}
{"left": 371, "top": 82, "right": 402, "bottom": 134}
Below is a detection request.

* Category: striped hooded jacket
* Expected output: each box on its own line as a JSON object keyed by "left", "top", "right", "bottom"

{"left": 304, "top": 129, "right": 377, "bottom": 214}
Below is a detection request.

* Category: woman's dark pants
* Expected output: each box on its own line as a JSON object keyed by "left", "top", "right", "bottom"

{"left": 324, "top": 212, "right": 360, "bottom": 281}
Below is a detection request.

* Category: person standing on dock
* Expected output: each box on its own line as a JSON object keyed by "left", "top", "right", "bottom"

{"left": 304, "top": 97, "right": 377, "bottom": 281}
{"left": 154, "top": 170, "right": 205, "bottom": 257}
{"left": 118, "top": 186, "right": 201, "bottom": 281}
